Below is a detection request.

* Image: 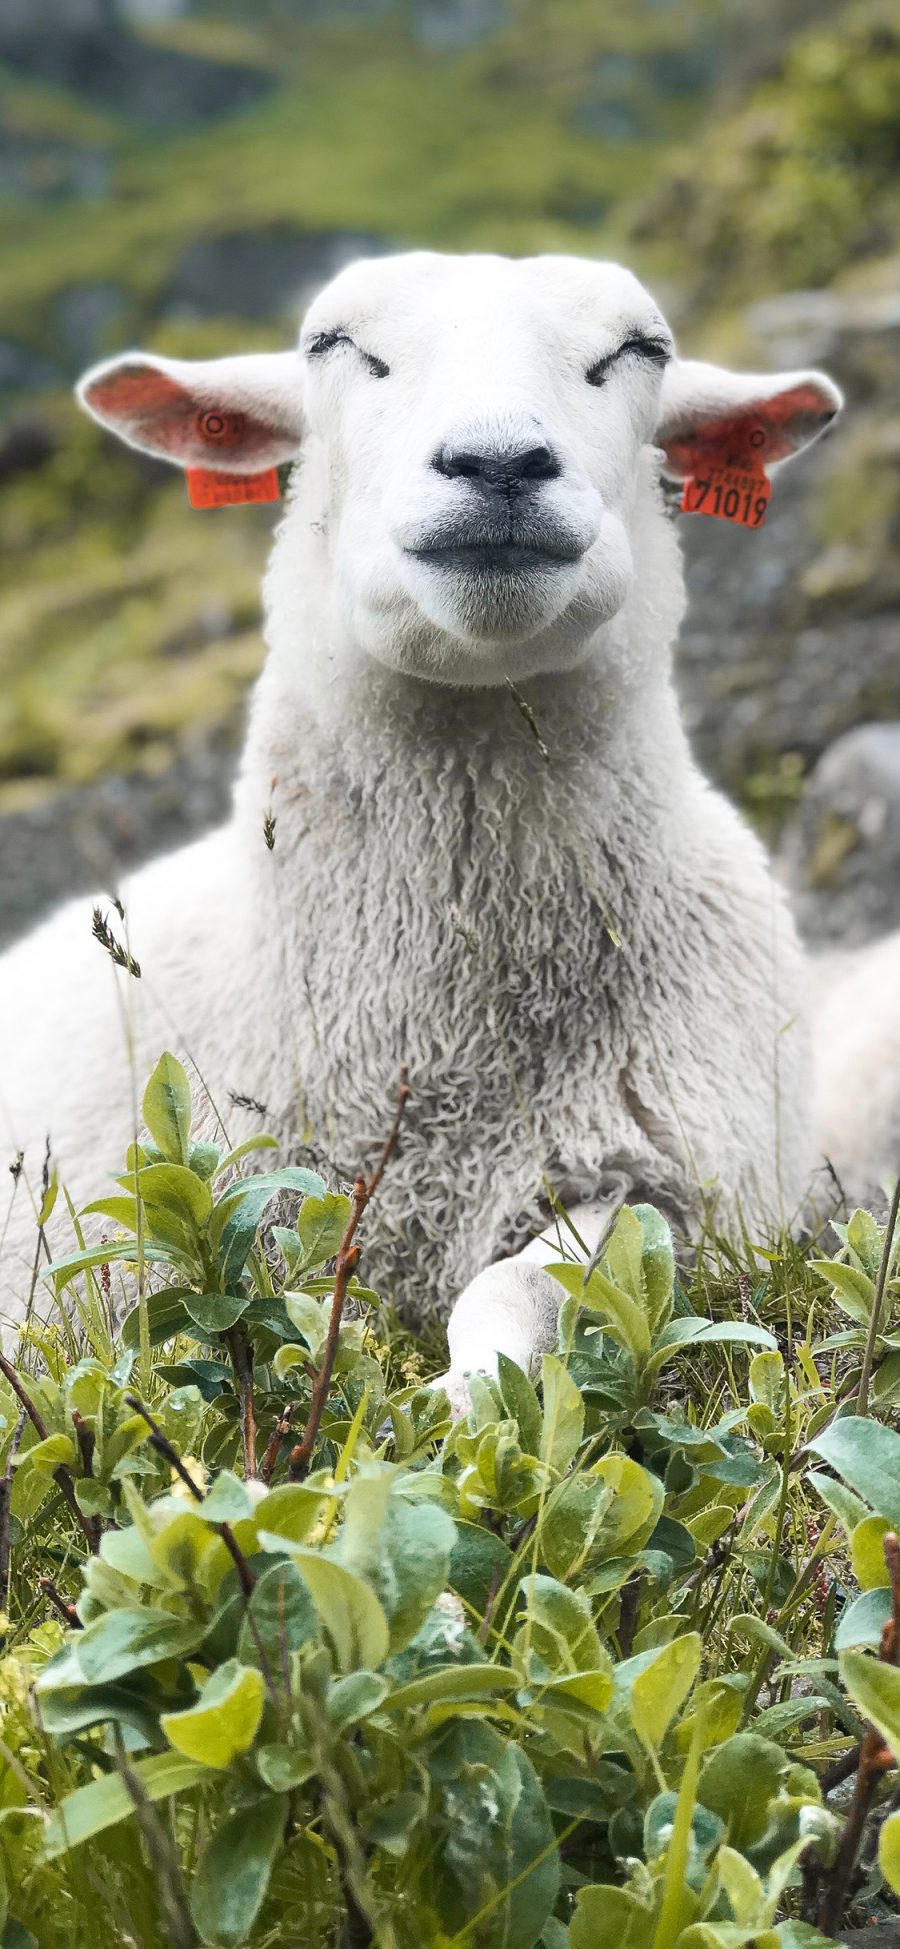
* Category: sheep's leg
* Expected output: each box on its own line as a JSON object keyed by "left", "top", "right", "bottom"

{"left": 437, "top": 1200, "right": 617, "bottom": 1415}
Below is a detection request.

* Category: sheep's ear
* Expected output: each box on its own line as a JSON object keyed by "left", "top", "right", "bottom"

{"left": 77, "top": 350, "right": 305, "bottom": 472}
{"left": 655, "top": 359, "right": 842, "bottom": 481}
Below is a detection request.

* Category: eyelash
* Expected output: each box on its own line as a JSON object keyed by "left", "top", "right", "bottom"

{"left": 586, "top": 337, "right": 671, "bottom": 387}
{"left": 306, "top": 330, "right": 390, "bottom": 379}
{"left": 305, "top": 329, "right": 668, "bottom": 387}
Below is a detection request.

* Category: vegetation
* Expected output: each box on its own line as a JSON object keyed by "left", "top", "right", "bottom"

{"left": 2, "top": 1052, "right": 900, "bottom": 1943}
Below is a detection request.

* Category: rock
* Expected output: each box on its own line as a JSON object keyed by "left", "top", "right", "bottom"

{"left": 778, "top": 723, "right": 900, "bottom": 949}
{"left": 412, "top": 0, "right": 508, "bottom": 53}
{"left": 0, "top": 726, "right": 239, "bottom": 952}
{"left": 164, "top": 226, "right": 392, "bottom": 323}
{"left": 0, "top": 341, "right": 60, "bottom": 398}
{"left": 0, "top": 1, "right": 273, "bottom": 127}
{"left": 0, "top": 412, "right": 58, "bottom": 481}
{"left": 54, "top": 282, "right": 129, "bottom": 370}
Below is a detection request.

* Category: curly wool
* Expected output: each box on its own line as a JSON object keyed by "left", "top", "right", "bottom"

{"left": 0, "top": 456, "right": 809, "bottom": 1328}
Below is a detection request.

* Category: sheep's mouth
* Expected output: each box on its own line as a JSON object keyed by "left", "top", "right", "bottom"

{"left": 405, "top": 521, "right": 585, "bottom": 573}
{"left": 411, "top": 542, "right": 581, "bottom": 572}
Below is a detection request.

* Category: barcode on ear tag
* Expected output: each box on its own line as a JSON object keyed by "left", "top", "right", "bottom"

{"left": 681, "top": 469, "right": 771, "bottom": 528}
{"left": 186, "top": 467, "right": 281, "bottom": 509}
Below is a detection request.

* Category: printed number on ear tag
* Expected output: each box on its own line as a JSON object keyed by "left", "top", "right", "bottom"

{"left": 681, "top": 469, "right": 771, "bottom": 529}
{"left": 186, "top": 467, "right": 281, "bottom": 509}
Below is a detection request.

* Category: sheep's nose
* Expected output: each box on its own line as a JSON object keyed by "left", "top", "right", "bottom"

{"left": 433, "top": 442, "right": 561, "bottom": 490}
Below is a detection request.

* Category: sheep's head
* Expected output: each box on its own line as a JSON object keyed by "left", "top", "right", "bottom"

{"left": 78, "top": 251, "right": 841, "bottom": 688}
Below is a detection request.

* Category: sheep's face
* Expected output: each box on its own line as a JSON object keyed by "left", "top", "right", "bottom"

{"left": 77, "top": 250, "right": 842, "bottom": 689}
{"left": 295, "top": 253, "right": 671, "bottom": 680}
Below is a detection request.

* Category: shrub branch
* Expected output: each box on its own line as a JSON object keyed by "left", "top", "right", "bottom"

{"left": 289, "top": 1068, "right": 409, "bottom": 1479}
{"left": 0, "top": 1350, "right": 98, "bottom": 1552}
{"left": 818, "top": 1529, "right": 900, "bottom": 1936}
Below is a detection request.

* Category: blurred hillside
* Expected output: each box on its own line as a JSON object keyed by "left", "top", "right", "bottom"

{"left": 0, "top": 0, "right": 898, "bottom": 942}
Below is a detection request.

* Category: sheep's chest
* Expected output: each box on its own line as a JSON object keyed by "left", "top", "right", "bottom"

{"left": 258, "top": 765, "right": 655, "bottom": 1316}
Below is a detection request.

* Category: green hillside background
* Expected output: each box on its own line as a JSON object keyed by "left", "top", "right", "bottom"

{"left": 0, "top": 0, "right": 898, "bottom": 937}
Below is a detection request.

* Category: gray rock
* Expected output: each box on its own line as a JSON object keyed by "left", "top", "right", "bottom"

{"left": 412, "top": 0, "right": 508, "bottom": 52}
{"left": 0, "top": 728, "right": 238, "bottom": 951}
{"left": 0, "top": 2, "right": 273, "bottom": 127}
{"left": 778, "top": 723, "right": 900, "bottom": 949}
{"left": 164, "top": 226, "right": 392, "bottom": 323}
{"left": 54, "top": 282, "right": 129, "bottom": 370}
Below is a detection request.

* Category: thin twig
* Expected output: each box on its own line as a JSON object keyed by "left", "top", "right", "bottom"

{"left": 617, "top": 1571, "right": 641, "bottom": 1659}
{"left": 0, "top": 1406, "right": 27, "bottom": 1598}
{"left": 125, "top": 1394, "right": 257, "bottom": 1598}
{"left": 226, "top": 1325, "right": 257, "bottom": 1478}
{"left": 0, "top": 1350, "right": 98, "bottom": 1552}
{"left": 505, "top": 677, "right": 550, "bottom": 764}
{"left": 260, "top": 1402, "right": 295, "bottom": 1485}
{"left": 857, "top": 1173, "right": 900, "bottom": 1416}
{"left": 39, "top": 1576, "right": 82, "bottom": 1628}
{"left": 289, "top": 1069, "right": 410, "bottom": 1480}
{"left": 113, "top": 1732, "right": 197, "bottom": 1949}
{"left": 818, "top": 1530, "right": 900, "bottom": 1935}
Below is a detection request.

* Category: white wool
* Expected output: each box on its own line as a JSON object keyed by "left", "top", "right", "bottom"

{"left": 0, "top": 251, "right": 843, "bottom": 1379}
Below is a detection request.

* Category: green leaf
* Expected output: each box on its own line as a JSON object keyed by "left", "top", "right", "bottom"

{"left": 161, "top": 1660, "right": 265, "bottom": 1767}
{"left": 631, "top": 1632, "right": 701, "bottom": 1750}
{"left": 851, "top": 1514, "right": 892, "bottom": 1590}
{"left": 216, "top": 1133, "right": 279, "bottom": 1175}
{"left": 429, "top": 1723, "right": 559, "bottom": 1949}
{"left": 648, "top": 1319, "right": 777, "bottom": 1373}
{"left": 809, "top": 1259, "right": 875, "bottom": 1325}
{"left": 698, "top": 1734, "right": 786, "bottom": 1849}
{"left": 327, "top": 1670, "right": 390, "bottom": 1728}
{"left": 181, "top": 1291, "right": 250, "bottom": 1336}
{"left": 142, "top": 1052, "right": 192, "bottom": 1166}
{"left": 807, "top": 1415, "right": 900, "bottom": 1528}
{"left": 808, "top": 1468, "right": 869, "bottom": 1538}
{"left": 237, "top": 1558, "right": 318, "bottom": 1670}
{"left": 211, "top": 1168, "right": 325, "bottom": 1286}
{"left": 539, "top": 1354, "right": 584, "bottom": 1474}
{"left": 840, "top": 1649, "right": 900, "bottom": 1759}
{"left": 122, "top": 1161, "right": 213, "bottom": 1230}
{"left": 635, "top": 1202, "right": 676, "bottom": 1334}
{"left": 40, "top": 1606, "right": 207, "bottom": 1686}
{"left": 497, "top": 1354, "right": 543, "bottom": 1456}
{"left": 190, "top": 1795, "right": 286, "bottom": 1948}
{"left": 258, "top": 1539, "right": 390, "bottom": 1671}
{"left": 834, "top": 1588, "right": 893, "bottom": 1651}
{"left": 45, "top": 1240, "right": 144, "bottom": 1289}
{"left": 879, "top": 1809, "right": 900, "bottom": 1896}
{"left": 295, "top": 1190, "right": 352, "bottom": 1268}
{"left": 3, "top": 1922, "right": 39, "bottom": 1949}
{"left": 549, "top": 1260, "right": 651, "bottom": 1360}
{"left": 386, "top": 1665, "right": 521, "bottom": 1712}
{"left": 256, "top": 1743, "right": 314, "bottom": 1792}
{"left": 570, "top": 1886, "right": 654, "bottom": 1949}
{"left": 518, "top": 1574, "right": 603, "bottom": 1673}
{"left": 17, "top": 1432, "right": 76, "bottom": 1474}
{"left": 448, "top": 1521, "right": 516, "bottom": 1621}
{"left": 42, "top": 1752, "right": 208, "bottom": 1857}
{"left": 749, "top": 1351, "right": 785, "bottom": 1412}
{"left": 121, "top": 1286, "right": 197, "bottom": 1349}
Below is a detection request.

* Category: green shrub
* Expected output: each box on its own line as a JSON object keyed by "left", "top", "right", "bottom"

{"left": 2, "top": 1053, "right": 900, "bottom": 1945}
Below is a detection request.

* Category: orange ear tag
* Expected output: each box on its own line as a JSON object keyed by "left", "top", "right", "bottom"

{"left": 186, "top": 467, "right": 281, "bottom": 509}
{"left": 680, "top": 420, "right": 771, "bottom": 528}
{"left": 681, "top": 469, "right": 771, "bottom": 528}
{"left": 186, "top": 407, "right": 281, "bottom": 509}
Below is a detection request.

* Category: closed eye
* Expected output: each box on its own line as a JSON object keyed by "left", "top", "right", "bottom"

{"left": 304, "top": 328, "right": 389, "bottom": 379}
{"left": 586, "top": 333, "right": 672, "bottom": 388}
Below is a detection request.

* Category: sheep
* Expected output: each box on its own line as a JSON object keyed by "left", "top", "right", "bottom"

{"left": 0, "top": 251, "right": 843, "bottom": 1400}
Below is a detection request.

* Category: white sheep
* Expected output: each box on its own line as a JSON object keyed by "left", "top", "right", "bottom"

{"left": 0, "top": 251, "right": 843, "bottom": 1398}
